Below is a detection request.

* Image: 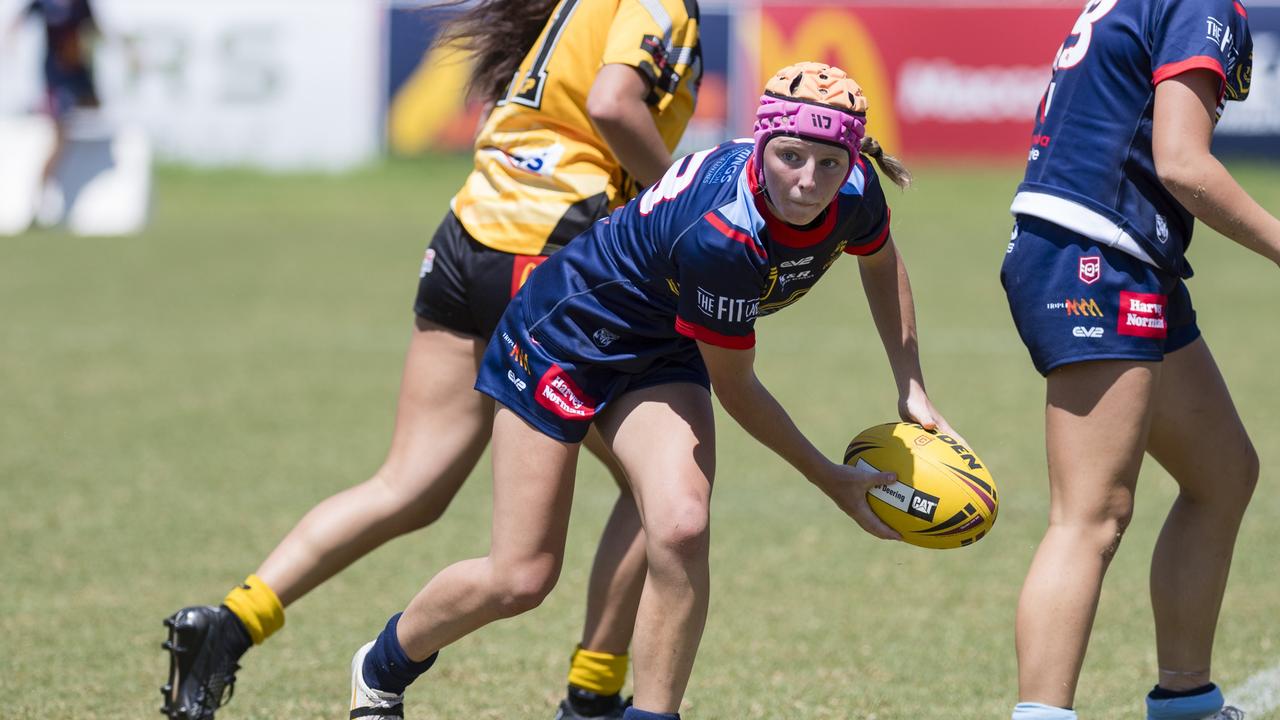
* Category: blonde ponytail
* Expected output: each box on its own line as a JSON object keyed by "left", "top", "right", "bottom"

{"left": 861, "top": 135, "right": 911, "bottom": 189}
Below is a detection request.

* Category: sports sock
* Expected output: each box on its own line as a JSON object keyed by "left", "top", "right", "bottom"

{"left": 621, "top": 709, "right": 679, "bottom": 720}
{"left": 1012, "top": 702, "right": 1078, "bottom": 720}
{"left": 567, "top": 645, "right": 629, "bottom": 696}
{"left": 361, "top": 612, "right": 438, "bottom": 695}
{"left": 222, "top": 574, "right": 285, "bottom": 645}
{"left": 1146, "top": 683, "right": 1223, "bottom": 720}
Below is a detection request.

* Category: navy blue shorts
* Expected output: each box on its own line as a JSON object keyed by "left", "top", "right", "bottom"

{"left": 44, "top": 64, "right": 96, "bottom": 118}
{"left": 1000, "top": 216, "right": 1200, "bottom": 376}
{"left": 474, "top": 295, "right": 710, "bottom": 443}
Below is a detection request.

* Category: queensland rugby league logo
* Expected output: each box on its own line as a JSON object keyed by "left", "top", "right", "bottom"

{"left": 1078, "top": 256, "right": 1101, "bottom": 285}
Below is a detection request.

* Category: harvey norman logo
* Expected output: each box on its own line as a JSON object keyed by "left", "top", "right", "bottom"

{"left": 696, "top": 287, "right": 759, "bottom": 323}
{"left": 535, "top": 365, "right": 597, "bottom": 420}
{"left": 1117, "top": 291, "right": 1168, "bottom": 339}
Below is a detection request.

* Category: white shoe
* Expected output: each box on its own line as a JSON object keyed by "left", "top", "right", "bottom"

{"left": 1203, "top": 707, "right": 1245, "bottom": 720}
{"left": 349, "top": 641, "right": 405, "bottom": 719}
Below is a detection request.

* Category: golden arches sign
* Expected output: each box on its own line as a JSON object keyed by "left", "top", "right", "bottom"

{"left": 388, "top": 41, "right": 472, "bottom": 155}
{"left": 756, "top": 8, "right": 900, "bottom": 156}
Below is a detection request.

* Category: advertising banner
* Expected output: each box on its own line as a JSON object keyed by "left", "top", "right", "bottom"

{"left": 1, "top": 0, "right": 383, "bottom": 170}
{"left": 101, "top": 0, "right": 383, "bottom": 170}
{"left": 385, "top": 4, "right": 734, "bottom": 157}
{"left": 752, "top": 2, "right": 1080, "bottom": 161}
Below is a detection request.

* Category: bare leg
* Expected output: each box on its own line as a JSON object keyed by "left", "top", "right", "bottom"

{"left": 1016, "top": 361, "right": 1159, "bottom": 708}
{"left": 394, "top": 407, "right": 580, "bottom": 660}
{"left": 594, "top": 383, "right": 716, "bottom": 713}
{"left": 1146, "top": 339, "right": 1258, "bottom": 690}
{"left": 256, "top": 317, "right": 492, "bottom": 606}
{"left": 578, "top": 428, "right": 646, "bottom": 655}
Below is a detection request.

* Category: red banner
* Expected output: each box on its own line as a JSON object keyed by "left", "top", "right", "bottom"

{"left": 756, "top": 4, "right": 1081, "bottom": 160}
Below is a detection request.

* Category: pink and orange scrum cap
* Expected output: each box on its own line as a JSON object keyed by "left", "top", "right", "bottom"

{"left": 753, "top": 62, "right": 869, "bottom": 183}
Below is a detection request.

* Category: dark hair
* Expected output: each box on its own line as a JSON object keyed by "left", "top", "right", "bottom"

{"left": 426, "top": 0, "right": 561, "bottom": 104}
{"left": 861, "top": 135, "right": 911, "bottom": 189}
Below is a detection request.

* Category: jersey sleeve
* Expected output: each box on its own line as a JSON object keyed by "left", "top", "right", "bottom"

{"left": 842, "top": 157, "right": 892, "bottom": 256}
{"left": 603, "top": 0, "right": 700, "bottom": 111}
{"left": 1150, "top": 0, "right": 1251, "bottom": 103}
{"left": 673, "top": 221, "right": 767, "bottom": 350}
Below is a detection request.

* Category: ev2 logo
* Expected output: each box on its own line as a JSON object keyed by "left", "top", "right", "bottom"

{"left": 1073, "top": 326, "right": 1105, "bottom": 338}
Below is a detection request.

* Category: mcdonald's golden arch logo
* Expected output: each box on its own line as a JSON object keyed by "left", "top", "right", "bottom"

{"left": 756, "top": 8, "right": 899, "bottom": 155}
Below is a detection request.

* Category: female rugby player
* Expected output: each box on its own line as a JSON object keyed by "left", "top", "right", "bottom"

{"left": 160, "top": 2, "right": 700, "bottom": 720}
{"left": 1002, "top": 1, "right": 1277, "bottom": 718}
{"left": 21, "top": 0, "right": 99, "bottom": 223}
{"left": 347, "top": 62, "right": 957, "bottom": 720}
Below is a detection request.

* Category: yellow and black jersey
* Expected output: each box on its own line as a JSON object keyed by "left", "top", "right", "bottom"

{"left": 452, "top": 0, "right": 701, "bottom": 256}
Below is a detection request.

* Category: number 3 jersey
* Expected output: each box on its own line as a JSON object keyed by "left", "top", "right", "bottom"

{"left": 1012, "top": 0, "right": 1252, "bottom": 278}
{"left": 452, "top": 0, "right": 701, "bottom": 257}
{"left": 510, "top": 140, "right": 891, "bottom": 373}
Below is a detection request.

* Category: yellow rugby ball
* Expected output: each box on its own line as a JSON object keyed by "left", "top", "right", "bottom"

{"left": 843, "top": 422, "right": 998, "bottom": 549}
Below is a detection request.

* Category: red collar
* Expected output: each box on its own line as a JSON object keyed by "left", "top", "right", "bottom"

{"left": 746, "top": 157, "right": 838, "bottom": 249}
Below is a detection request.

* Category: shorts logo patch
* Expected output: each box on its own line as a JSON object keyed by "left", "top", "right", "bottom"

{"left": 1155, "top": 214, "right": 1170, "bottom": 244}
{"left": 1078, "top": 256, "right": 1101, "bottom": 285}
{"left": 1117, "top": 291, "right": 1168, "bottom": 338}
{"left": 592, "top": 328, "right": 619, "bottom": 347}
{"left": 1072, "top": 326, "right": 1105, "bottom": 338}
{"left": 506, "top": 370, "right": 527, "bottom": 392}
{"left": 508, "top": 342, "right": 530, "bottom": 375}
{"left": 511, "top": 255, "right": 549, "bottom": 298}
{"left": 1047, "top": 298, "right": 1105, "bottom": 317}
{"left": 419, "top": 249, "right": 436, "bottom": 278}
{"left": 535, "top": 365, "right": 597, "bottom": 420}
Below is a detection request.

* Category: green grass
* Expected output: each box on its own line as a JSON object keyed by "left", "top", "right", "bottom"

{"left": 1, "top": 157, "right": 1278, "bottom": 719}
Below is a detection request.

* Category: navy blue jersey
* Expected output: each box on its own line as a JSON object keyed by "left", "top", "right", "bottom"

{"left": 28, "top": 0, "right": 94, "bottom": 34}
{"left": 514, "top": 139, "right": 890, "bottom": 374}
{"left": 28, "top": 0, "right": 95, "bottom": 73}
{"left": 1012, "top": 0, "right": 1252, "bottom": 277}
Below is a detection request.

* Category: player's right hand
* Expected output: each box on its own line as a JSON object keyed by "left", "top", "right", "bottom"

{"left": 812, "top": 461, "right": 902, "bottom": 541}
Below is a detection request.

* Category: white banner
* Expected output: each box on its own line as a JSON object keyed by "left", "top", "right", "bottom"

{"left": 1, "top": 0, "right": 383, "bottom": 170}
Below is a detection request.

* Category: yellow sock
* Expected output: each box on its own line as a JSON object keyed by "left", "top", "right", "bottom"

{"left": 222, "top": 574, "right": 285, "bottom": 645}
{"left": 567, "top": 645, "right": 628, "bottom": 696}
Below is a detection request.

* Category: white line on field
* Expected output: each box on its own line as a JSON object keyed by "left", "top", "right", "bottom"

{"left": 1226, "top": 661, "right": 1280, "bottom": 717}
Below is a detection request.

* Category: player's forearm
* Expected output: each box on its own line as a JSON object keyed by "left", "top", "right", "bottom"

{"left": 591, "top": 104, "right": 672, "bottom": 189}
{"left": 713, "top": 374, "right": 831, "bottom": 483}
{"left": 859, "top": 242, "right": 925, "bottom": 394}
{"left": 1160, "top": 153, "right": 1280, "bottom": 267}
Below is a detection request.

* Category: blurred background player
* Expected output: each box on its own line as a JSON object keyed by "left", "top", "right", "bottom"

{"left": 346, "top": 61, "right": 957, "bottom": 720}
{"left": 1001, "top": 0, "right": 1277, "bottom": 718}
{"left": 159, "top": 1, "right": 700, "bottom": 719}
{"left": 21, "top": 0, "right": 99, "bottom": 224}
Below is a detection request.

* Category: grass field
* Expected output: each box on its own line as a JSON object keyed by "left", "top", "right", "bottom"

{"left": 2, "top": 156, "right": 1278, "bottom": 720}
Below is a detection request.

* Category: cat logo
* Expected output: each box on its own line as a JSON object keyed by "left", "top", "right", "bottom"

{"left": 911, "top": 495, "right": 938, "bottom": 518}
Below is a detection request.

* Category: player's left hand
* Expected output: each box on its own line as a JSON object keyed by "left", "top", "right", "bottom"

{"left": 898, "top": 379, "right": 966, "bottom": 445}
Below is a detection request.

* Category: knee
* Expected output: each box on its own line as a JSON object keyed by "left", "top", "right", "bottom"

{"left": 645, "top": 501, "right": 711, "bottom": 564}
{"left": 1232, "top": 442, "right": 1260, "bottom": 503}
{"left": 1180, "top": 441, "right": 1259, "bottom": 510}
{"left": 368, "top": 468, "right": 458, "bottom": 533}
{"left": 490, "top": 556, "right": 561, "bottom": 617}
{"left": 1095, "top": 511, "right": 1132, "bottom": 560}
{"left": 1054, "top": 500, "right": 1134, "bottom": 561}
